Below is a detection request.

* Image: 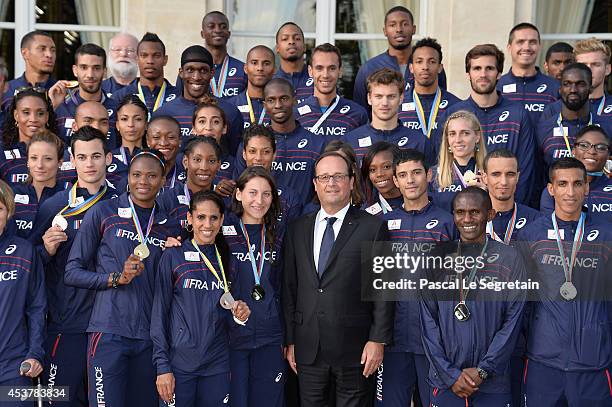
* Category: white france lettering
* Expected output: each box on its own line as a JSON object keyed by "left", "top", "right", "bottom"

{"left": 487, "top": 134, "right": 508, "bottom": 145}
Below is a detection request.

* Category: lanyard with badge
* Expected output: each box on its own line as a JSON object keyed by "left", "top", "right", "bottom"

{"left": 556, "top": 112, "right": 593, "bottom": 155}
{"left": 52, "top": 184, "right": 108, "bottom": 231}
{"left": 239, "top": 220, "right": 267, "bottom": 301}
{"left": 309, "top": 95, "right": 340, "bottom": 134}
{"left": 138, "top": 80, "right": 167, "bottom": 112}
{"left": 210, "top": 55, "right": 229, "bottom": 98}
{"left": 551, "top": 211, "right": 585, "bottom": 301}
{"left": 486, "top": 203, "right": 517, "bottom": 245}
{"left": 454, "top": 238, "right": 489, "bottom": 321}
{"left": 191, "top": 239, "right": 235, "bottom": 309}
{"left": 128, "top": 196, "right": 156, "bottom": 260}
{"left": 413, "top": 88, "right": 442, "bottom": 139}
{"left": 596, "top": 95, "right": 606, "bottom": 116}
{"left": 246, "top": 92, "right": 266, "bottom": 125}
{"left": 378, "top": 194, "right": 393, "bottom": 214}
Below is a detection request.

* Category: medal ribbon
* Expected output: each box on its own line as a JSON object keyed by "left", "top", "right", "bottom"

{"left": 138, "top": 80, "right": 167, "bottom": 112}
{"left": 551, "top": 211, "right": 585, "bottom": 284}
{"left": 183, "top": 183, "right": 191, "bottom": 204}
{"left": 452, "top": 162, "right": 477, "bottom": 188}
{"left": 458, "top": 238, "right": 489, "bottom": 302}
{"left": 58, "top": 183, "right": 108, "bottom": 218}
{"left": 191, "top": 240, "right": 229, "bottom": 293}
{"left": 120, "top": 146, "right": 129, "bottom": 165}
{"left": 246, "top": 92, "right": 266, "bottom": 124}
{"left": 310, "top": 95, "right": 340, "bottom": 134}
{"left": 378, "top": 194, "right": 393, "bottom": 215}
{"left": 413, "top": 88, "right": 442, "bottom": 139}
{"left": 596, "top": 95, "right": 605, "bottom": 116}
{"left": 210, "top": 55, "right": 229, "bottom": 98}
{"left": 239, "top": 221, "right": 266, "bottom": 285}
{"left": 128, "top": 196, "right": 156, "bottom": 245}
{"left": 486, "top": 203, "right": 517, "bottom": 244}
{"left": 557, "top": 112, "right": 593, "bottom": 155}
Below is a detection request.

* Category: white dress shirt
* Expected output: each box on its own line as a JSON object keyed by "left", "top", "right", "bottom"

{"left": 313, "top": 203, "right": 351, "bottom": 272}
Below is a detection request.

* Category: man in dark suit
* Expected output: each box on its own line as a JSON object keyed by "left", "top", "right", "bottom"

{"left": 282, "top": 151, "right": 393, "bottom": 407}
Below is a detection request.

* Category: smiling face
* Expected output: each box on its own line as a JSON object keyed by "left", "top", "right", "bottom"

{"left": 188, "top": 199, "right": 224, "bottom": 245}
{"left": 193, "top": 106, "right": 226, "bottom": 144}
{"left": 243, "top": 135, "right": 275, "bottom": 171}
{"left": 393, "top": 159, "right": 430, "bottom": 203}
{"left": 128, "top": 155, "right": 165, "bottom": 206}
{"left": 453, "top": 193, "right": 494, "bottom": 243}
{"left": 313, "top": 155, "right": 354, "bottom": 211}
{"left": 183, "top": 142, "right": 220, "bottom": 191}
{"left": 201, "top": 13, "right": 230, "bottom": 48}
{"left": 508, "top": 28, "right": 540, "bottom": 69}
{"left": 236, "top": 176, "right": 274, "bottom": 224}
{"left": 572, "top": 130, "right": 609, "bottom": 173}
{"left": 446, "top": 117, "right": 480, "bottom": 161}
{"left": 308, "top": 51, "right": 341, "bottom": 97}
{"left": 368, "top": 150, "right": 398, "bottom": 196}
{"left": 14, "top": 96, "right": 48, "bottom": 142}
{"left": 146, "top": 119, "right": 180, "bottom": 165}
{"left": 264, "top": 83, "right": 295, "bottom": 125}
{"left": 180, "top": 61, "right": 212, "bottom": 101}
{"left": 27, "top": 141, "right": 60, "bottom": 184}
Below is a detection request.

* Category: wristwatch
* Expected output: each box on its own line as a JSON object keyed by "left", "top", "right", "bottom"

{"left": 111, "top": 272, "right": 121, "bottom": 288}
{"left": 477, "top": 367, "right": 489, "bottom": 381}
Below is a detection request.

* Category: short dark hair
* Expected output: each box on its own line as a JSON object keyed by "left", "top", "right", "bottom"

{"left": 129, "top": 148, "right": 166, "bottom": 173}
{"left": 138, "top": 32, "right": 166, "bottom": 55}
{"left": 384, "top": 6, "right": 414, "bottom": 25}
{"left": 75, "top": 43, "right": 107, "bottom": 66}
{"left": 117, "top": 94, "right": 149, "bottom": 119}
{"left": 361, "top": 142, "right": 402, "bottom": 205}
{"left": 243, "top": 124, "right": 276, "bottom": 153}
{"left": 275, "top": 22, "right": 304, "bottom": 43}
{"left": 465, "top": 44, "right": 504, "bottom": 73}
{"left": 483, "top": 149, "right": 518, "bottom": 172}
{"left": 71, "top": 125, "right": 110, "bottom": 155}
{"left": 545, "top": 42, "right": 574, "bottom": 61}
{"left": 452, "top": 186, "right": 492, "bottom": 212}
{"left": 202, "top": 11, "right": 229, "bottom": 28}
{"left": 366, "top": 68, "right": 404, "bottom": 94}
{"left": 549, "top": 157, "right": 587, "bottom": 182}
{"left": 264, "top": 78, "right": 295, "bottom": 96}
{"left": 508, "top": 22, "right": 540, "bottom": 44}
{"left": 413, "top": 37, "right": 443, "bottom": 63}
{"left": 310, "top": 43, "right": 342, "bottom": 68}
{"left": 20, "top": 30, "right": 53, "bottom": 49}
{"left": 314, "top": 151, "right": 354, "bottom": 177}
{"left": 393, "top": 149, "right": 428, "bottom": 174}
{"left": 561, "top": 62, "right": 592, "bottom": 85}
{"left": 183, "top": 136, "right": 222, "bottom": 160}
{"left": 574, "top": 124, "right": 609, "bottom": 143}
{"left": 148, "top": 115, "right": 180, "bottom": 133}
{"left": 247, "top": 45, "right": 275, "bottom": 62}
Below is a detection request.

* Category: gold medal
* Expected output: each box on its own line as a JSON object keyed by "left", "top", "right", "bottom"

{"left": 65, "top": 80, "right": 79, "bottom": 88}
{"left": 134, "top": 243, "right": 150, "bottom": 260}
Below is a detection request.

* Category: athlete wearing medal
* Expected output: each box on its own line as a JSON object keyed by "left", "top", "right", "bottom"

{"left": 438, "top": 44, "right": 536, "bottom": 205}
{"left": 157, "top": 137, "right": 222, "bottom": 229}
{"left": 430, "top": 110, "right": 487, "bottom": 213}
{"left": 273, "top": 22, "right": 314, "bottom": 103}
{"left": 153, "top": 45, "right": 243, "bottom": 153}
{"left": 398, "top": 38, "right": 460, "bottom": 142}
{"left": 223, "top": 167, "right": 286, "bottom": 407}
{"left": 482, "top": 149, "right": 539, "bottom": 244}
{"left": 50, "top": 43, "right": 119, "bottom": 147}
{"left": 152, "top": 190, "right": 250, "bottom": 407}
{"left": 540, "top": 125, "right": 611, "bottom": 215}
{"left": 29, "top": 126, "right": 116, "bottom": 407}
{"left": 227, "top": 45, "right": 274, "bottom": 130}
{"left": 352, "top": 6, "right": 447, "bottom": 113}
{"left": 497, "top": 23, "right": 560, "bottom": 125}
{"left": 342, "top": 68, "right": 435, "bottom": 164}
{"left": 111, "top": 33, "right": 178, "bottom": 114}
{"left": 295, "top": 43, "right": 368, "bottom": 141}
{"left": 233, "top": 79, "right": 325, "bottom": 204}
{"left": 65, "top": 149, "right": 180, "bottom": 407}
{"left": 10, "top": 130, "right": 66, "bottom": 239}
{"left": 361, "top": 142, "right": 403, "bottom": 216}
{"left": 517, "top": 158, "right": 612, "bottom": 406}
{"left": 421, "top": 187, "right": 527, "bottom": 406}
{"left": 377, "top": 149, "right": 456, "bottom": 407}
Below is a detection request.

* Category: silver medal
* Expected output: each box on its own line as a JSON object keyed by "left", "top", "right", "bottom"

{"left": 220, "top": 291, "right": 235, "bottom": 310}
{"left": 560, "top": 281, "right": 577, "bottom": 300}
{"left": 52, "top": 215, "right": 68, "bottom": 231}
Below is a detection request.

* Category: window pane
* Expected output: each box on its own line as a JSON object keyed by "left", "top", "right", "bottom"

{"left": 36, "top": 0, "right": 120, "bottom": 26}
{"left": 0, "top": 0, "right": 14, "bottom": 23}
{"left": 36, "top": 0, "right": 79, "bottom": 24}
{"left": 336, "top": 39, "right": 387, "bottom": 99}
{"left": 44, "top": 31, "right": 110, "bottom": 80}
{"left": 336, "top": 0, "right": 420, "bottom": 34}
{"left": 231, "top": 36, "right": 315, "bottom": 69}
{"left": 0, "top": 29, "right": 14, "bottom": 81}
{"left": 229, "top": 0, "right": 316, "bottom": 34}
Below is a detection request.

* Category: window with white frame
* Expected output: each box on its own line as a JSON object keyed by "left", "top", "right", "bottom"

{"left": 0, "top": 0, "right": 123, "bottom": 81}
{"left": 227, "top": 0, "right": 423, "bottom": 99}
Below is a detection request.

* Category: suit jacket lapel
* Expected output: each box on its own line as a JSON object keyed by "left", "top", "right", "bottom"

{"left": 321, "top": 207, "right": 359, "bottom": 275}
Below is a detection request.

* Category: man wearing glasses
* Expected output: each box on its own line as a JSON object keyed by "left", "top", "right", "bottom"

{"left": 540, "top": 125, "right": 611, "bottom": 215}
{"left": 282, "top": 151, "right": 393, "bottom": 406}
{"left": 103, "top": 33, "right": 139, "bottom": 95}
